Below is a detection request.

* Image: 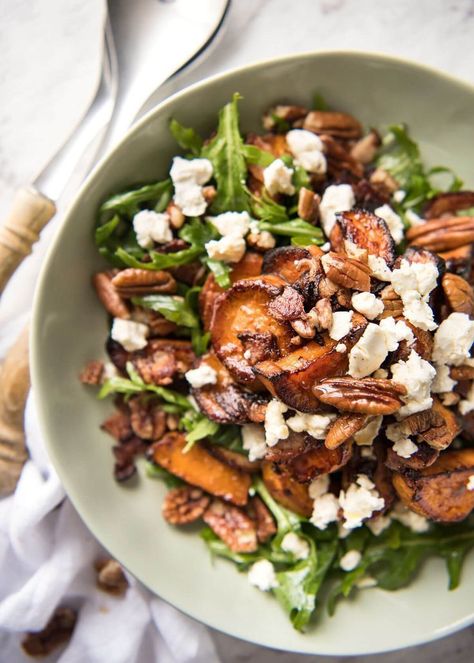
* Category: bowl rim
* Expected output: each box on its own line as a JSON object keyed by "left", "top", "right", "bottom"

{"left": 31, "top": 49, "right": 474, "bottom": 655}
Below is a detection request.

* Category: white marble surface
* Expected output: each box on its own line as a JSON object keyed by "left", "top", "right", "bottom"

{"left": 1, "top": 0, "right": 474, "bottom": 660}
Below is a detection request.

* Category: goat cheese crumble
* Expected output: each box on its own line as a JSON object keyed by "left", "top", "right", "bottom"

{"left": 340, "top": 549, "right": 362, "bottom": 571}
{"left": 392, "top": 503, "right": 430, "bottom": 533}
{"left": 351, "top": 292, "right": 384, "bottom": 320}
{"left": 431, "top": 363, "right": 457, "bottom": 394}
{"left": 185, "top": 364, "right": 218, "bottom": 388}
{"left": 281, "top": 533, "right": 310, "bottom": 560}
{"left": 432, "top": 313, "right": 474, "bottom": 366}
{"left": 286, "top": 129, "right": 327, "bottom": 174}
{"left": 207, "top": 211, "right": 251, "bottom": 238}
{"left": 339, "top": 474, "right": 385, "bottom": 530}
{"left": 390, "top": 259, "right": 438, "bottom": 331}
{"left": 170, "top": 156, "right": 213, "bottom": 217}
{"left": 348, "top": 323, "right": 388, "bottom": 378}
{"left": 264, "top": 399, "right": 289, "bottom": 447}
{"left": 248, "top": 559, "right": 278, "bottom": 591}
{"left": 132, "top": 210, "right": 172, "bottom": 249}
{"left": 319, "top": 184, "right": 355, "bottom": 236}
{"left": 353, "top": 416, "right": 383, "bottom": 446}
{"left": 111, "top": 318, "right": 149, "bottom": 352}
{"left": 467, "top": 475, "right": 474, "bottom": 491}
{"left": 391, "top": 350, "right": 436, "bottom": 417}
{"left": 329, "top": 310, "right": 353, "bottom": 341}
{"left": 263, "top": 158, "right": 295, "bottom": 196}
{"left": 205, "top": 235, "right": 246, "bottom": 263}
{"left": 287, "top": 412, "right": 335, "bottom": 439}
{"left": 368, "top": 254, "right": 392, "bottom": 281}
{"left": 392, "top": 438, "right": 418, "bottom": 458}
{"left": 242, "top": 424, "right": 267, "bottom": 462}
{"left": 374, "top": 204, "right": 404, "bottom": 244}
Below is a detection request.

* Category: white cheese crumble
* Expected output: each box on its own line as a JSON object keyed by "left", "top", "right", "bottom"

{"left": 329, "top": 310, "right": 353, "bottom": 341}
{"left": 393, "top": 189, "right": 406, "bottom": 203}
{"left": 344, "top": 240, "right": 367, "bottom": 261}
{"left": 263, "top": 158, "right": 295, "bottom": 196}
{"left": 170, "top": 156, "right": 213, "bottom": 217}
{"left": 351, "top": 292, "right": 384, "bottom": 320}
{"left": 335, "top": 343, "right": 347, "bottom": 353}
{"left": 431, "top": 363, "right": 457, "bottom": 394}
{"left": 264, "top": 399, "right": 289, "bottom": 447}
{"left": 392, "top": 502, "right": 430, "bottom": 533}
{"left": 286, "top": 129, "right": 327, "bottom": 174}
{"left": 102, "top": 362, "right": 119, "bottom": 382}
{"left": 432, "top": 312, "right": 474, "bottom": 366}
{"left": 353, "top": 416, "right": 383, "bottom": 446}
{"left": 348, "top": 323, "right": 388, "bottom": 378}
{"left": 390, "top": 259, "right": 438, "bottom": 331}
{"left": 356, "top": 576, "right": 378, "bottom": 589}
{"left": 281, "top": 533, "right": 310, "bottom": 560}
{"left": 366, "top": 514, "right": 392, "bottom": 536}
{"left": 248, "top": 559, "right": 278, "bottom": 591}
{"left": 368, "top": 254, "right": 392, "bottom": 281}
{"left": 374, "top": 204, "right": 404, "bottom": 244}
{"left": 309, "top": 474, "right": 340, "bottom": 530}
{"left": 185, "top": 364, "right": 217, "bottom": 389}
{"left": 242, "top": 424, "right": 267, "bottom": 462}
{"left": 392, "top": 438, "right": 418, "bottom": 458}
{"left": 207, "top": 211, "right": 251, "bottom": 238}
{"left": 319, "top": 184, "right": 355, "bottom": 237}
{"left": 340, "top": 549, "right": 362, "bottom": 571}
{"left": 339, "top": 474, "right": 385, "bottom": 530}
{"left": 390, "top": 350, "right": 436, "bottom": 417}
{"left": 467, "top": 475, "right": 474, "bottom": 491}
{"left": 287, "top": 412, "right": 335, "bottom": 439}
{"left": 378, "top": 316, "right": 414, "bottom": 351}
{"left": 248, "top": 220, "right": 276, "bottom": 250}
{"left": 111, "top": 318, "right": 149, "bottom": 352}
{"left": 132, "top": 210, "right": 172, "bottom": 249}
{"left": 405, "top": 209, "right": 425, "bottom": 227}
{"left": 205, "top": 235, "right": 246, "bottom": 263}
{"left": 320, "top": 241, "right": 331, "bottom": 252}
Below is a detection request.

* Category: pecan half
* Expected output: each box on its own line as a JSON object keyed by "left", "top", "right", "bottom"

{"left": 325, "top": 413, "right": 368, "bottom": 449}
{"left": 128, "top": 396, "right": 167, "bottom": 440}
{"left": 111, "top": 268, "right": 177, "bottom": 297}
{"left": 133, "top": 339, "right": 195, "bottom": 386}
{"left": 132, "top": 306, "right": 178, "bottom": 336}
{"left": 79, "top": 360, "right": 104, "bottom": 385}
{"left": 303, "top": 110, "right": 362, "bottom": 139}
{"left": 397, "top": 399, "right": 460, "bottom": 450}
{"left": 297, "top": 187, "right": 320, "bottom": 222}
{"left": 407, "top": 216, "right": 474, "bottom": 252}
{"left": 162, "top": 485, "right": 210, "bottom": 525}
{"left": 379, "top": 285, "right": 403, "bottom": 319}
{"left": 313, "top": 377, "right": 406, "bottom": 415}
{"left": 350, "top": 130, "right": 381, "bottom": 164}
{"left": 93, "top": 271, "right": 130, "bottom": 318}
{"left": 422, "top": 191, "right": 474, "bottom": 218}
{"left": 95, "top": 558, "right": 129, "bottom": 596}
{"left": 203, "top": 499, "right": 258, "bottom": 552}
{"left": 21, "top": 607, "right": 77, "bottom": 657}
{"left": 321, "top": 252, "right": 371, "bottom": 291}
{"left": 450, "top": 365, "right": 474, "bottom": 381}
{"left": 246, "top": 496, "right": 277, "bottom": 543}
{"left": 442, "top": 272, "right": 474, "bottom": 316}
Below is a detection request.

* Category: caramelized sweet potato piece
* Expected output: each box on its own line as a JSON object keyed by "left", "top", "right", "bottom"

{"left": 439, "top": 244, "right": 473, "bottom": 280}
{"left": 199, "top": 252, "right": 263, "bottom": 331}
{"left": 264, "top": 431, "right": 312, "bottom": 464}
{"left": 192, "top": 353, "right": 268, "bottom": 424}
{"left": 211, "top": 275, "right": 294, "bottom": 384}
{"left": 246, "top": 496, "right": 277, "bottom": 543}
{"left": 262, "top": 246, "right": 319, "bottom": 285}
{"left": 262, "top": 462, "right": 313, "bottom": 517}
{"left": 393, "top": 449, "right": 474, "bottom": 522}
{"left": 204, "top": 444, "right": 262, "bottom": 473}
{"left": 246, "top": 132, "right": 289, "bottom": 158}
{"left": 422, "top": 191, "right": 474, "bottom": 218}
{"left": 330, "top": 209, "right": 396, "bottom": 267}
{"left": 287, "top": 438, "right": 353, "bottom": 482}
{"left": 151, "top": 433, "right": 251, "bottom": 506}
{"left": 385, "top": 441, "right": 439, "bottom": 472}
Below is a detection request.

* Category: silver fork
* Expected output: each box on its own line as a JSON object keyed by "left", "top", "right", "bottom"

{"left": 0, "top": 0, "right": 229, "bottom": 294}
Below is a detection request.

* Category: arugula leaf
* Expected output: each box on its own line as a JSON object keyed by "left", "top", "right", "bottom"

{"left": 254, "top": 478, "right": 303, "bottom": 534}
{"left": 100, "top": 180, "right": 172, "bottom": 216}
{"left": 145, "top": 462, "right": 184, "bottom": 488}
{"left": 95, "top": 215, "right": 121, "bottom": 246}
{"left": 201, "top": 93, "right": 251, "bottom": 214}
{"left": 132, "top": 294, "right": 199, "bottom": 329}
{"left": 115, "top": 245, "right": 202, "bottom": 270}
{"left": 251, "top": 190, "right": 289, "bottom": 224}
{"left": 241, "top": 144, "right": 275, "bottom": 168}
{"left": 312, "top": 92, "right": 328, "bottom": 111}
{"left": 169, "top": 118, "right": 203, "bottom": 155}
{"left": 258, "top": 218, "right": 324, "bottom": 244}
{"left": 270, "top": 114, "right": 290, "bottom": 134}
{"left": 182, "top": 413, "right": 219, "bottom": 452}
{"left": 204, "top": 257, "right": 232, "bottom": 288}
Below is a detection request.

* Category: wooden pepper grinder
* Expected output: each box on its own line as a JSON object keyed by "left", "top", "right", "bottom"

{"left": 0, "top": 186, "right": 56, "bottom": 496}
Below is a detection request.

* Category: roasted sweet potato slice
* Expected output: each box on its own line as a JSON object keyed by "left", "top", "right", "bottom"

{"left": 192, "top": 353, "right": 268, "bottom": 425}
{"left": 199, "top": 252, "right": 263, "bottom": 331}
{"left": 262, "top": 246, "right": 320, "bottom": 284}
{"left": 385, "top": 441, "right": 439, "bottom": 472}
{"left": 392, "top": 449, "right": 474, "bottom": 522}
{"left": 150, "top": 433, "right": 251, "bottom": 506}
{"left": 422, "top": 191, "right": 474, "bottom": 218}
{"left": 264, "top": 431, "right": 312, "bottom": 464}
{"left": 287, "top": 438, "right": 353, "bottom": 482}
{"left": 211, "top": 275, "right": 294, "bottom": 384}
{"left": 330, "top": 209, "right": 396, "bottom": 267}
{"left": 261, "top": 462, "right": 313, "bottom": 517}
{"left": 204, "top": 443, "right": 262, "bottom": 473}
{"left": 246, "top": 132, "right": 289, "bottom": 158}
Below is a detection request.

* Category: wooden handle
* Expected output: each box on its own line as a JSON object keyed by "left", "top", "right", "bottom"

{"left": 0, "top": 326, "right": 30, "bottom": 496}
{"left": 0, "top": 186, "right": 56, "bottom": 294}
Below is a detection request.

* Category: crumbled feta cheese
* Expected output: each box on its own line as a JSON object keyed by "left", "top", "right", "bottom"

{"left": 353, "top": 416, "right": 383, "bottom": 446}
{"left": 111, "top": 318, "right": 148, "bottom": 352}
{"left": 344, "top": 240, "right": 367, "bottom": 261}
{"left": 390, "top": 350, "right": 436, "bottom": 417}
{"left": 264, "top": 399, "right": 289, "bottom": 447}
{"left": 374, "top": 204, "right": 404, "bottom": 244}
{"left": 348, "top": 323, "right": 388, "bottom": 378}
{"left": 393, "top": 189, "right": 406, "bottom": 203}
{"left": 339, "top": 474, "right": 385, "bottom": 530}
{"left": 329, "top": 310, "right": 353, "bottom": 341}
{"left": 368, "top": 255, "right": 392, "bottom": 281}
{"left": 319, "top": 184, "right": 355, "bottom": 236}
{"left": 205, "top": 235, "right": 246, "bottom": 263}
{"left": 366, "top": 514, "right": 392, "bottom": 536}
{"left": 287, "top": 412, "right": 335, "bottom": 439}
{"left": 335, "top": 343, "right": 347, "bottom": 353}
{"left": 310, "top": 493, "right": 340, "bottom": 530}
{"left": 170, "top": 156, "right": 213, "bottom": 216}
{"left": 432, "top": 313, "right": 474, "bottom": 366}
{"left": 286, "top": 129, "right": 327, "bottom": 174}
{"left": 281, "top": 533, "right": 310, "bottom": 560}
{"left": 392, "top": 502, "right": 430, "bottom": 533}
{"left": 405, "top": 209, "right": 425, "bottom": 227}
{"left": 360, "top": 446, "right": 377, "bottom": 459}
{"left": 356, "top": 576, "right": 378, "bottom": 589}
{"left": 102, "top": 362, "right": 119, "bottom": 382}
{"left": 263, "top": 158, "right": 295, "bottom": 196}
{"left": 248, "top": 220, "right": 276, "bottom": 250}
{"left": 379, "top": 316, "right": 414, "bottom": 352}
{"left": 309, "top": 474, "right": 330, "bottom": 499}
{"left": 132, "top": 210, "right": 173, "bottom": 249}
{"left": 185, "top": 364, "right": 217, "bottom": 388}
{"left": 351, "top": 292, "right": 384, "bottom": 320}
{"left": 320, "top": 241, "right": 331, "bottom": 252}
{"left": 248, "top": 559, "right": 278, "bottom": 591}
{"left": 467, "top": 475, "right": 474, "bottom": 491}
{"left": 391, "top": 259, "right": 438, "bottom": 331}
{"left": 393, "top": 438, "right": 418, "bottom": 458}
{"left": 459, "top": 381, "right": 474, "bottom": 415}
{"left": 207, "top": 211, "right": 251, "bottom": 238}
{"left": 431, "top": 363, "right": 457, "bottom": 394}
{"left": 242, "top": 424, "right": 267, "bottom": 462}
{"left": 340, "top": 549, "right": 362, "bottom": 571}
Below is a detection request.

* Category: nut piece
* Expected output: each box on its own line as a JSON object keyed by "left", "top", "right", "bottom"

{"left": 325, "top": 413, "right": 368, "bottom": 449}
{"left": 297, "top": 187, "right": 320, "bottom": 222}
{"left": 162, "top": 485, "right": 211, "bottom": 525}
{"left": 407, "top": 216, "right": 474, "bottom": 252}
{"left": 95, "top": 558, "right": 129, "bottom": 596}
{"left": 166, "top": 201, "right": 185, "bottom": 229}
{"left": 442, "top": 272, "right": 474, "bottom": 316}
{"left": 350, "top": 130, "right": 381, "bottom": 164}
{"left": 93, "top": 271, "right": 130, "bottom": 319}
{"left": 450, "top": 365, "right": 474, "bottom": 381}
{"left": 369, "top": 168, "right": 399, "bottom": 196}
{"left": 111, "top": 268, "right": 177, "bottom": 297}
{"left": 313, "top": 377, "right": 406, "bottom": 415}
{"left": 79, "top": 360, "right": 104, "bottom": 385}
{"left": 203, "top": 499, "right": 258, "bottom": 552}
{"left": 321, "top": 252, "right": 371, "bottom": 292}
{"left": 379, "top": 285, "right": 404, "bottom": 319}
{"left": 246, "top": 496, "right": 277, "bottom": 543}
{"left": 303, "top": 110, "right": 362, "bottom": 139}
{"left": 397, "top": 399, "right": 460, "bottom": 451}
{"left": 319, "top": 134, "right": 364, "bottom": 179}
{"left": 312, "top": 298, "right": 333, "bottom": 331}
{"left": 128, "top": 396, "right": 167, "bottom": 440}
{"left": 262, "top": 104, "right": 308, "bottom": 130}
{"left": 268, "top": 286, "right": 306, "bottom": 321}
{"left": 21, "top": 607, "right": 77, "bottom": 657}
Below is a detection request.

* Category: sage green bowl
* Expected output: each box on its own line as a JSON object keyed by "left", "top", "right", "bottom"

{"left": 31, "top": 51, "right": 474, "bottom": 655}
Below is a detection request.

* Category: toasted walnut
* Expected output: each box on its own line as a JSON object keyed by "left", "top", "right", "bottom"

{"left": 93, "top": 271, "right": 130, "bottom": 318}
{"left": 297, "top": 187, "right": 320, "bottom": 222}
{"left": 166, "top": 413, "right": 180, "bottom": 431}
{"left": 268, "top": 286, "right": 306, "bottom": 321}
{"left": 369, "top": 168, "right": 399, "bottom": 196}
{"left": 128, "top": 396, "right": 167, "bottom": 440}
{"left": 95, "top": 559, "right": 129, "bottom": 596}
{"left": 111, "top": 268, "right": 177, "bottom": 297}
{"left": 203, "top": 499, "right": 258, "bottom": 552}
{"left": 407, "top": 216, "right": 474, "bottom": 252}
{"left": 379, "top": 285, "right": 403, "bottom": 319}
{"left": 133, "top": 339, "right": 195, "bottom": 386}
{"left": 312, "top": 298, "right": 333, "bottom": 332}
{"left": 101, "top": 410, "right": 133, "bottom": 442}
{"left": 291, "top": 318, "right": 316, "bottom": 339}
{"left": 112, "top": 438, "right": 145, "bottom": 482}
{"left": 350, "top": 130, "right": 381, "bottom": 164}
{"left": 166, "top": 201, "right": 185, "bottom": 229}
{"left": 313, "top": 377, "right": 406, "bottom": 415}
{"left": 246, "top": 496, "right": 276, "bottom": 543}
{"left": 318, "top": 275, "right": 339, "bottom": 298}
{"left": 79, "top": 360, "right": 104, "bottom": 385}
{"left": 303, "top": 110, "right": 362, "bottom": 139}
{"left": 325, "top": 413, "right": 368, "bottom": 449}
{"left": 21, "top": 607, "right": 77, "bottom": 657}
{"left": 238, "top": 331, "right": 279, "bottom": 364}
{"left": 246, "top": 230, "right": 276, "bottom": 252}
{"left": 336, "top": 287, "right": 352, "bottom": 308}
{"left": 162, "top": 485, "right": 210, "bottom": 525}
{"left": 442, "top": 272, "right": 474, "bottom": 316}
{"left": 321, "top": 252, "right": 371, "bottom": 292}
